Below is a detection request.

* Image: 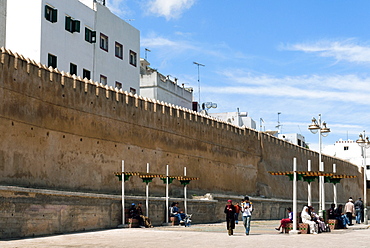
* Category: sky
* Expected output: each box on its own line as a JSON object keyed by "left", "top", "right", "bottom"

{"left": 106, "top": 0, "right": 370, "bottom": 152}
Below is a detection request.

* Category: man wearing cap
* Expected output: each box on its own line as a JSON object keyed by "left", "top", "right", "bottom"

{"left": 224, "top": 199, "right": 236, "bottom": 236}
{"left": 344, "top": 197, "right": 355, "bottom": 226}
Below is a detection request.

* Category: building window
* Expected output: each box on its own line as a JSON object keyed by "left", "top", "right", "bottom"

{"left": 100, "top": 33, "right": 108, "bottom": 52}
{"left": 115, "top": 82, "right": 122, "bottom": 89}
{"left": 83, "top": 69, "right": 91, "bottom": 80}
{"left": 130, "top": 87, "right": 136, "bottom": 94}
{"left": 115, "top": 42, "right": 123, "bottom": 59}
{"left": 65, "top": 16, "right": 80, "bottom": 33}
{"left": 100, "top": 75, "right": 107, "bottom": 85}
{"left": 47, "top": 53, "right": 57, "bottom": 68}
{"left": 85, "top": 27, "right": 96, "bottom": 43}
{"left": 70, "top": 63, "right": 77, "bottom": 76}
{"left": 129, "top": 50, "right": 137, "bottom": 66}
{"left": 344, "top": 146, "right": 349, "bottom": 151}
{"left": 45, "top": 5, "right": 57, "bottom": 23}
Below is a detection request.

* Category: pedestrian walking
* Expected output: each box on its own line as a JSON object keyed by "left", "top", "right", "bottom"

{"left": 224, "top": 199, "right": 236, "bottom": 236}
{"left": 344, "top": 198, "right": 355, "bottom": 226}
{"left": 241, "top": 196, "right": 253, "bottom": 235}
{"left": 354, "top": 197, "right": 364, "bottom": 224}
{"left": 234, "top": 201, "right": 241, "bottom": 224}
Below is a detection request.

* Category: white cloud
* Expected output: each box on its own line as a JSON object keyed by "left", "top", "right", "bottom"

{"left": 145, "top": 0, "right": 196, "bottom": 20}
{"left": 204, "top": 72, "right": 370, "bottom": 106}
{"left": 285, "top": 40, "right": 370, "bottom": 64}
{"left": 106, "top": 0, "right": 132, "bottom": 17}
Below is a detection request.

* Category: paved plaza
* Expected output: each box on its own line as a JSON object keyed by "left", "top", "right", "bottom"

{"left": 1, "top": 220, "right": 370, "bottom": 248}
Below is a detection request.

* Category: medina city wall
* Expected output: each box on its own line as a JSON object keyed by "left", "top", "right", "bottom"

{"left": 0, "top": 48, "right": 363, "bottom": 238}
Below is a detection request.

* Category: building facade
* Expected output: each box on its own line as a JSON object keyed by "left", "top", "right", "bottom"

{"left": 278, "top": 133, "right": 307, "bottom": 148}
{"left": 140, "top": 58, "right": 193, "bottom": 109}
{"left": 1, "top": 0, "right": 140, "bottom": 93}
{"left": 323, "top": 139, "right": 370, "bottom": 179}
{"left": 208, "top": 111, "right": 257, "bottom": 129}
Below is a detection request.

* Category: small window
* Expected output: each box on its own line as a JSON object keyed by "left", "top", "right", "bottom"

{"left": 65, "top": 16, "right": 80, "bottom": 33}
{"left": 100, "top": 33, "right": 108, "bottom": 51}
{"left": 85, "top": 27, "right": 96, "bottom": 43}
{"left": 48, "top": 53, "right": 57, "bottom": 68}
{"left": 115, "top": 82, "right": 122, "bottom": 89}
{"left": 83, "top": 69, "right": 91, "bottom": 80}
{"left": 45, "top": 5, "right": 57, "bottom": 23}
{"left": 100, "top": 75, "right": 107, "bottom": 85}
{"left": 129, "top": 50, "right": 137, "bottom": 66}
{"left": 344, "top": 146, "right": 349, "bottom": 151}
{"left": 115, "top": 42, "right": 123, "bottom": 59}
{"left": 130, "top": 87, "right": 136, "bottom": 94}
{"left": 70, "top": 63, "right": 77, "bottom": 75}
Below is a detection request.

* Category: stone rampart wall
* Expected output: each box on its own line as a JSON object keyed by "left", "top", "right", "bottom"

{"left": 0, "top": 48, "right": 363, "bottom": 238}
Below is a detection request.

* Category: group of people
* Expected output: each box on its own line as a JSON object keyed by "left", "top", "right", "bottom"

{"left": 328, "top": 197, "right": 364, "bottom": 228}
{"left": 275, "top": 206, "right": 326, "bottom": 234}
{"left": 128, "top": 202, "right": 153, "bottom": 228}
{"left": 169, "top": 202, "right": 187, "bottom": 224}
{"left": 274, "top": 197, "right": 365, "bottom": 234}
{"left": 224, "top": 196, "right": 253, "bottom": 236}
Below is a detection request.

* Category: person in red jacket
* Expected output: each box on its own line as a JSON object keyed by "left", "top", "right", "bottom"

{"left": 234, "top": 201, "right": 241, "bottom": 224}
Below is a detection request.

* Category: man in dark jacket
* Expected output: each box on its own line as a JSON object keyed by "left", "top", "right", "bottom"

{"left": 354, "top": 197, "right": 364, "bottom": 224}
{"left": 224, "top": 199, "right": 236, "bottom": 236}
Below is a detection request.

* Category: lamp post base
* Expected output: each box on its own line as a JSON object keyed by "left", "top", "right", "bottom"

{"left": 364, "top": 207, "right": 368, "bottom": 225}
{"left": 289, "top": 230, "right": 301, "bottom": 235}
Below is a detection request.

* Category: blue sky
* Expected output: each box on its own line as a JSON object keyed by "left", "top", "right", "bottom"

{"left": 107, "top": 0, "right": 370, "bottom": 151}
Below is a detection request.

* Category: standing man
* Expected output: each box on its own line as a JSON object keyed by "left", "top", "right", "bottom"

{"left": 241, "top": 196, "right": 253, "bottom": 235}
{"left": 354, "top": 197, "right": 364, "bottom": 224}
{"left": 224, "top": 199, "right": 236, "bottom": 236}
{"left": 344, "top": 198, "right": 355, "bottom": 226}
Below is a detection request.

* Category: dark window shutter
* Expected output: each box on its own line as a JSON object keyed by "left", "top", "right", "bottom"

{"left": 91, "top": 31, "right": 96, "bottom": 43}
{"left": 44, "top": 5, "right": 49, "bottom": 19}
{"left": 65, "top": 16, "right": 72, "bottom": 31}
{"left": 73, "top": 20, "right": 80, "bottom": 33}
{"left": 52, "top": 9, "right": 58, "bottom": 23}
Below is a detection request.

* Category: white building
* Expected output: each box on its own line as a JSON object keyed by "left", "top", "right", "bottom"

{"left": 0, "top": 0, "right": 140, "bottom": 94}
{"left": 208, "top": 111, "right": 257, "bottom": 129}
{"left": 278, "top": 133, "right": 307, "bottom": 148}
{"left": 323, "top": 139, "right": 370, "bottom": 177}
{"left": 139, "top": 58, "right": 193, "bottom": 109}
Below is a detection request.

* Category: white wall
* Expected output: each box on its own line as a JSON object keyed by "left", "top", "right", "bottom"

{"left": 0, "top": 0, "right": 6, "bottom": 47}
{"left": 5, "top": 0, "right": 42, "bottom": 61}
{"left": 40, "top": 0, "right": 95, "bottom": 76}
{"left": 140, "top": 65, "right": 193, "bottom": 109}
{"left": 94, "top": 3, "right": 140, "bottom": 92}
{"left": 3, "top": 0, "right": 140, "bottom": 92}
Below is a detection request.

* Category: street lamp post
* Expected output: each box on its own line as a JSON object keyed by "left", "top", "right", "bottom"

{"left": 193, "top": 62, "right": 205, "bottom": 109}
{"left": 308, "top": 114, "right": 331, "bottom": 217}
{"left": 356, "top": 132, "right": 370, "bottom": 225}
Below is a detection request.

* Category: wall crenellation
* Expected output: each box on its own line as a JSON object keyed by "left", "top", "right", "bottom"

{"left": 0, "top": 47, "right": 356, "bottom": 171}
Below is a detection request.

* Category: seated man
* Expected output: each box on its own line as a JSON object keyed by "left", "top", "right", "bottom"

{"left": 129, "top": 203, "right": 139, "bottom": 220}
{"left": 136, "top": 202, "right": 153, "bottom": 228}
{"left": 335, "top": 204, "right": 349, "bottom": 229}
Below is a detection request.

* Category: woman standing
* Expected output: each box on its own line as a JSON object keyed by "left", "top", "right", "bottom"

{"left": 224, "top": 199, "right": 236, "bottom": 236}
